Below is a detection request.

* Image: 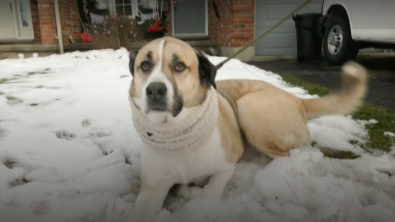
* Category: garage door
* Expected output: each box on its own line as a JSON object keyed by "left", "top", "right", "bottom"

{"left": 255, "top": 0, "right": 323, "bottom": 56}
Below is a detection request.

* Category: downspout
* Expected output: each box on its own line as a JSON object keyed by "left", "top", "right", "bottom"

{"left": 53, "top": 0, "right": 64, "bottom": 54}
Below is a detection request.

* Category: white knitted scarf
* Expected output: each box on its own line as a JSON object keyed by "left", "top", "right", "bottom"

{"left": 130, "top": 88, "right": 219, "bottom": 155}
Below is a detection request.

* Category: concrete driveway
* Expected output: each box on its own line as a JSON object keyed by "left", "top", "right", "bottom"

{"left": 250, "top": 55, "right": 395, "bottom": 111}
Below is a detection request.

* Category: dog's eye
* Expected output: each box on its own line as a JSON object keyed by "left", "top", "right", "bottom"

{"left": 175, "top": 62, "right": 185, "bottom": 72}
{"left": 140, "top": 62, "right": 150, "bottom": 71}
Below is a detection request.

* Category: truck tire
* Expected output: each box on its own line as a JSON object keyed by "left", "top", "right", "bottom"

{"left": 323, "top": 11, "right": 359, "bottom": 65}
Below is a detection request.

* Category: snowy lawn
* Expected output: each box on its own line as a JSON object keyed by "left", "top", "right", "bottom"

{"left": 1, "top": 49, "right": 395, "bottom": 222}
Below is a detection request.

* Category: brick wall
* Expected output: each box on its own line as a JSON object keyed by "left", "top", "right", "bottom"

{"left": 30, "top": 0, "right": 41, "bottom": 42}
{"left": 208, "top": 0, "right": 254, "bottom": 47}
{"left": 32, "top": 0, "right": 255, "bottom": 47}
{"left": 59, "top": 0, "right": 82, "bottom": 45}
{"left": 35, "top": 0, "right": 81, "bottom": 45}
{"left": 208, "top": 0, "right": 233, "bottom": 46}
{"left": 37, "top": 0, "right": 57, "bottom": 44}
{"left": 164, "top": 0, "right": 172, "bottom": 36}
{"left": 231, "top": 0, "right": 254, "bottom": 47}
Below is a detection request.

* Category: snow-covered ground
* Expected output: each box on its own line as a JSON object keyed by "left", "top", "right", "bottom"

{"left": 1, "top": 49, "right": 395, "bottom": 222}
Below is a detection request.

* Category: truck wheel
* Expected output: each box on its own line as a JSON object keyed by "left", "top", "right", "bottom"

{"left": 323, "top": 12, "right": 359, "bottom": 65}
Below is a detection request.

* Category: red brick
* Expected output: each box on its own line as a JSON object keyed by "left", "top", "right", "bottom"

{"left": 207, "top": 0, "right": 254, "bottom": 47}
{"left": 58, "top": 0, "right": 81, "bottom": 45}
{"left": 37, "top": 0, "right": 56, "bottom": 44}
{"left": 238, "top": 29, "right": 253, "bottom": 34}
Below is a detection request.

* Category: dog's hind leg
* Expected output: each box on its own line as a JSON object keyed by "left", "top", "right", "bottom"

{"left": 236, "top": 91, "right": 311, "bottom": 158}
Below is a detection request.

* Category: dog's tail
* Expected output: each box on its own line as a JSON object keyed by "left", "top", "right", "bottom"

{"left": 301, "top": 61, "right": 368, "bottom": 120}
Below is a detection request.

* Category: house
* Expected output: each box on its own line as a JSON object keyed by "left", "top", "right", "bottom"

{"left": 1, "top": 0, "right": 327, "bottom": 61}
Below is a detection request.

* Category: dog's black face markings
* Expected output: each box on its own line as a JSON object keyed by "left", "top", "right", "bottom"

{"left": 171, "top": 93, "right": 184, "bottom": 117}
{"left": 129, "top": 50, "right": 138, "bottom": 76}
{"left": 138, "top": 51, "right": 154, "bottom": 74}
{"left": 146, "top": 51, "right": 153, "bottom": 60}
{"left": 129, "top": 50, "right": 155, "bottom": 76}
{"left": 163, "top": 53, "right": 184, "bottom": 117}
{"left": 172, "top": 54, "right": 179, "bottom": 63}
{"left": 170, "top": 54, "right": 189, "bottom": 73}
{"left": 196, "top": 52, "right": 217, "bottom": 89}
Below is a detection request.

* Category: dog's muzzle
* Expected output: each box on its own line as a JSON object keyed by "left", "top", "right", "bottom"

{"left": 146, "top": 81, "right": 167, "bottom": 111}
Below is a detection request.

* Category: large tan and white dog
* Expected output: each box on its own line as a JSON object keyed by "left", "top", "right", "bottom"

{"left": 127, "top": 37, "right": 368, "bottom": 222}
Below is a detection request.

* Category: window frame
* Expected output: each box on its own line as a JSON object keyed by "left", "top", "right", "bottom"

{"left": 109, "top": 0, "right": 139, "bottom": 18}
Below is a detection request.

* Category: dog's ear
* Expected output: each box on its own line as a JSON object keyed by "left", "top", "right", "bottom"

{"left": 196, "top": 51, "right": 217, "bottom": 89}
{"left": 129, "top": 50, "right": 139, "bottom": 76}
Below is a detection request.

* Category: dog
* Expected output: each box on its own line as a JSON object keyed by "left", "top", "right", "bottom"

{"left": 127, "top": 37, "right": 368, "bottom": 222}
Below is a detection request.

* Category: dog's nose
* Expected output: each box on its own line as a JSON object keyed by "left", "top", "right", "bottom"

{"left": 146, "top": 82, "right": 167, "bottom": 101}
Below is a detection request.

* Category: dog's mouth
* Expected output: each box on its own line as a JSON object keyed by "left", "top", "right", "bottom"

{"left": 146, "top": 100, "right": 168, "bottom": 112}
{"left": 145, "top": 95, "right": 183, "bottom": 117}
{"left": 148, "top": 105, "right": 167, "bottom": 112}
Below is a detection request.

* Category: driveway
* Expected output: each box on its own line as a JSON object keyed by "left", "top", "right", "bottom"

{"left": 250, "top": 55, "right": 395, "bottom": 111}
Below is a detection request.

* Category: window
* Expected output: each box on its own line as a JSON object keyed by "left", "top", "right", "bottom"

{"left": 109, "top": 0, "right": 159, "bottom": 21}
{"left": 19, "top": 0, "right": 30, "bottom": 27}
{"left": 138, "top": 0, "right": 156, "bottom": 9}
{"left": 137, "top": 0, "right": 159, "bottom": 20}
{"left": 109, "top": 0, "right": 138, "bottom": 18}
{"left": 115, "top": 0, "right": 132, "bottom": 15}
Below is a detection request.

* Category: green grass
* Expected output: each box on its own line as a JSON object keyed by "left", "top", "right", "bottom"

{"left": 354, "top": 104, "right": 395, "bottom": 152}
{"left": 280, "top": 74, "right": 330, "bottom": 96}
{"left": 280, "top": 73, "right": 395, "bottom": 154}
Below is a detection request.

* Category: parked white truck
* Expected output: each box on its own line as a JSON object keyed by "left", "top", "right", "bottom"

{"left": 320, "top": 0, "right": 395, "bottom": 65}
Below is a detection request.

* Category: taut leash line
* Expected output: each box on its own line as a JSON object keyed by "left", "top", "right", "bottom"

{"left": 215, "top": 0, "right": 314, "bottom": 69}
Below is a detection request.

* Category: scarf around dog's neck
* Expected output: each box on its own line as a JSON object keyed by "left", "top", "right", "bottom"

{"left": 130, "top": 87, "right": 219, "bottom": 155}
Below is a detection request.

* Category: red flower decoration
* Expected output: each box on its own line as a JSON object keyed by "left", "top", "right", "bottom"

{"left": 144, "top": 18, "right": 167, "bottom": 33}
{"left": 146, "top": 22, "right": 164, "bottom": 33}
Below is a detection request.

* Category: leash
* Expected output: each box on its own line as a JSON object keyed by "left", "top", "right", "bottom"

{"left": 215, "top": 0, "right": 314, "bottom": 69}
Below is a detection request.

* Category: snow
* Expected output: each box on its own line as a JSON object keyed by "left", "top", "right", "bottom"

{"left": 1, "top": 48, "right": 395, "bottom": 222}
{"left": 385, "top": 132, "right": 395, "bottom": 156}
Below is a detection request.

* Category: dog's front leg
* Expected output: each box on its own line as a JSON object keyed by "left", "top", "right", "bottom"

{"left": 203, "top": 168, "right": 235, "bottom": 198}
{"left": 178, "top": 168, "right": 235, "bottom": 200}
{"left": 127, "top": 177, "right": 173, "bottom": 222}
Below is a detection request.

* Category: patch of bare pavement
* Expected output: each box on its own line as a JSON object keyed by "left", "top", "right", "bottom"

{"left": 250, "top": 55, "right": 395, "bottom": 111}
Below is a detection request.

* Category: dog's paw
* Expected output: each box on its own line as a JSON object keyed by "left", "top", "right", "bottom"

{"left": 177, "top": 185, "right": 203, "bottom": 200}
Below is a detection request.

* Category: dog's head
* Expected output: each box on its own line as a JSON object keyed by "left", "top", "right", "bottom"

{"left": 128, "top": 37, "right": 217, "bottom": 124}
